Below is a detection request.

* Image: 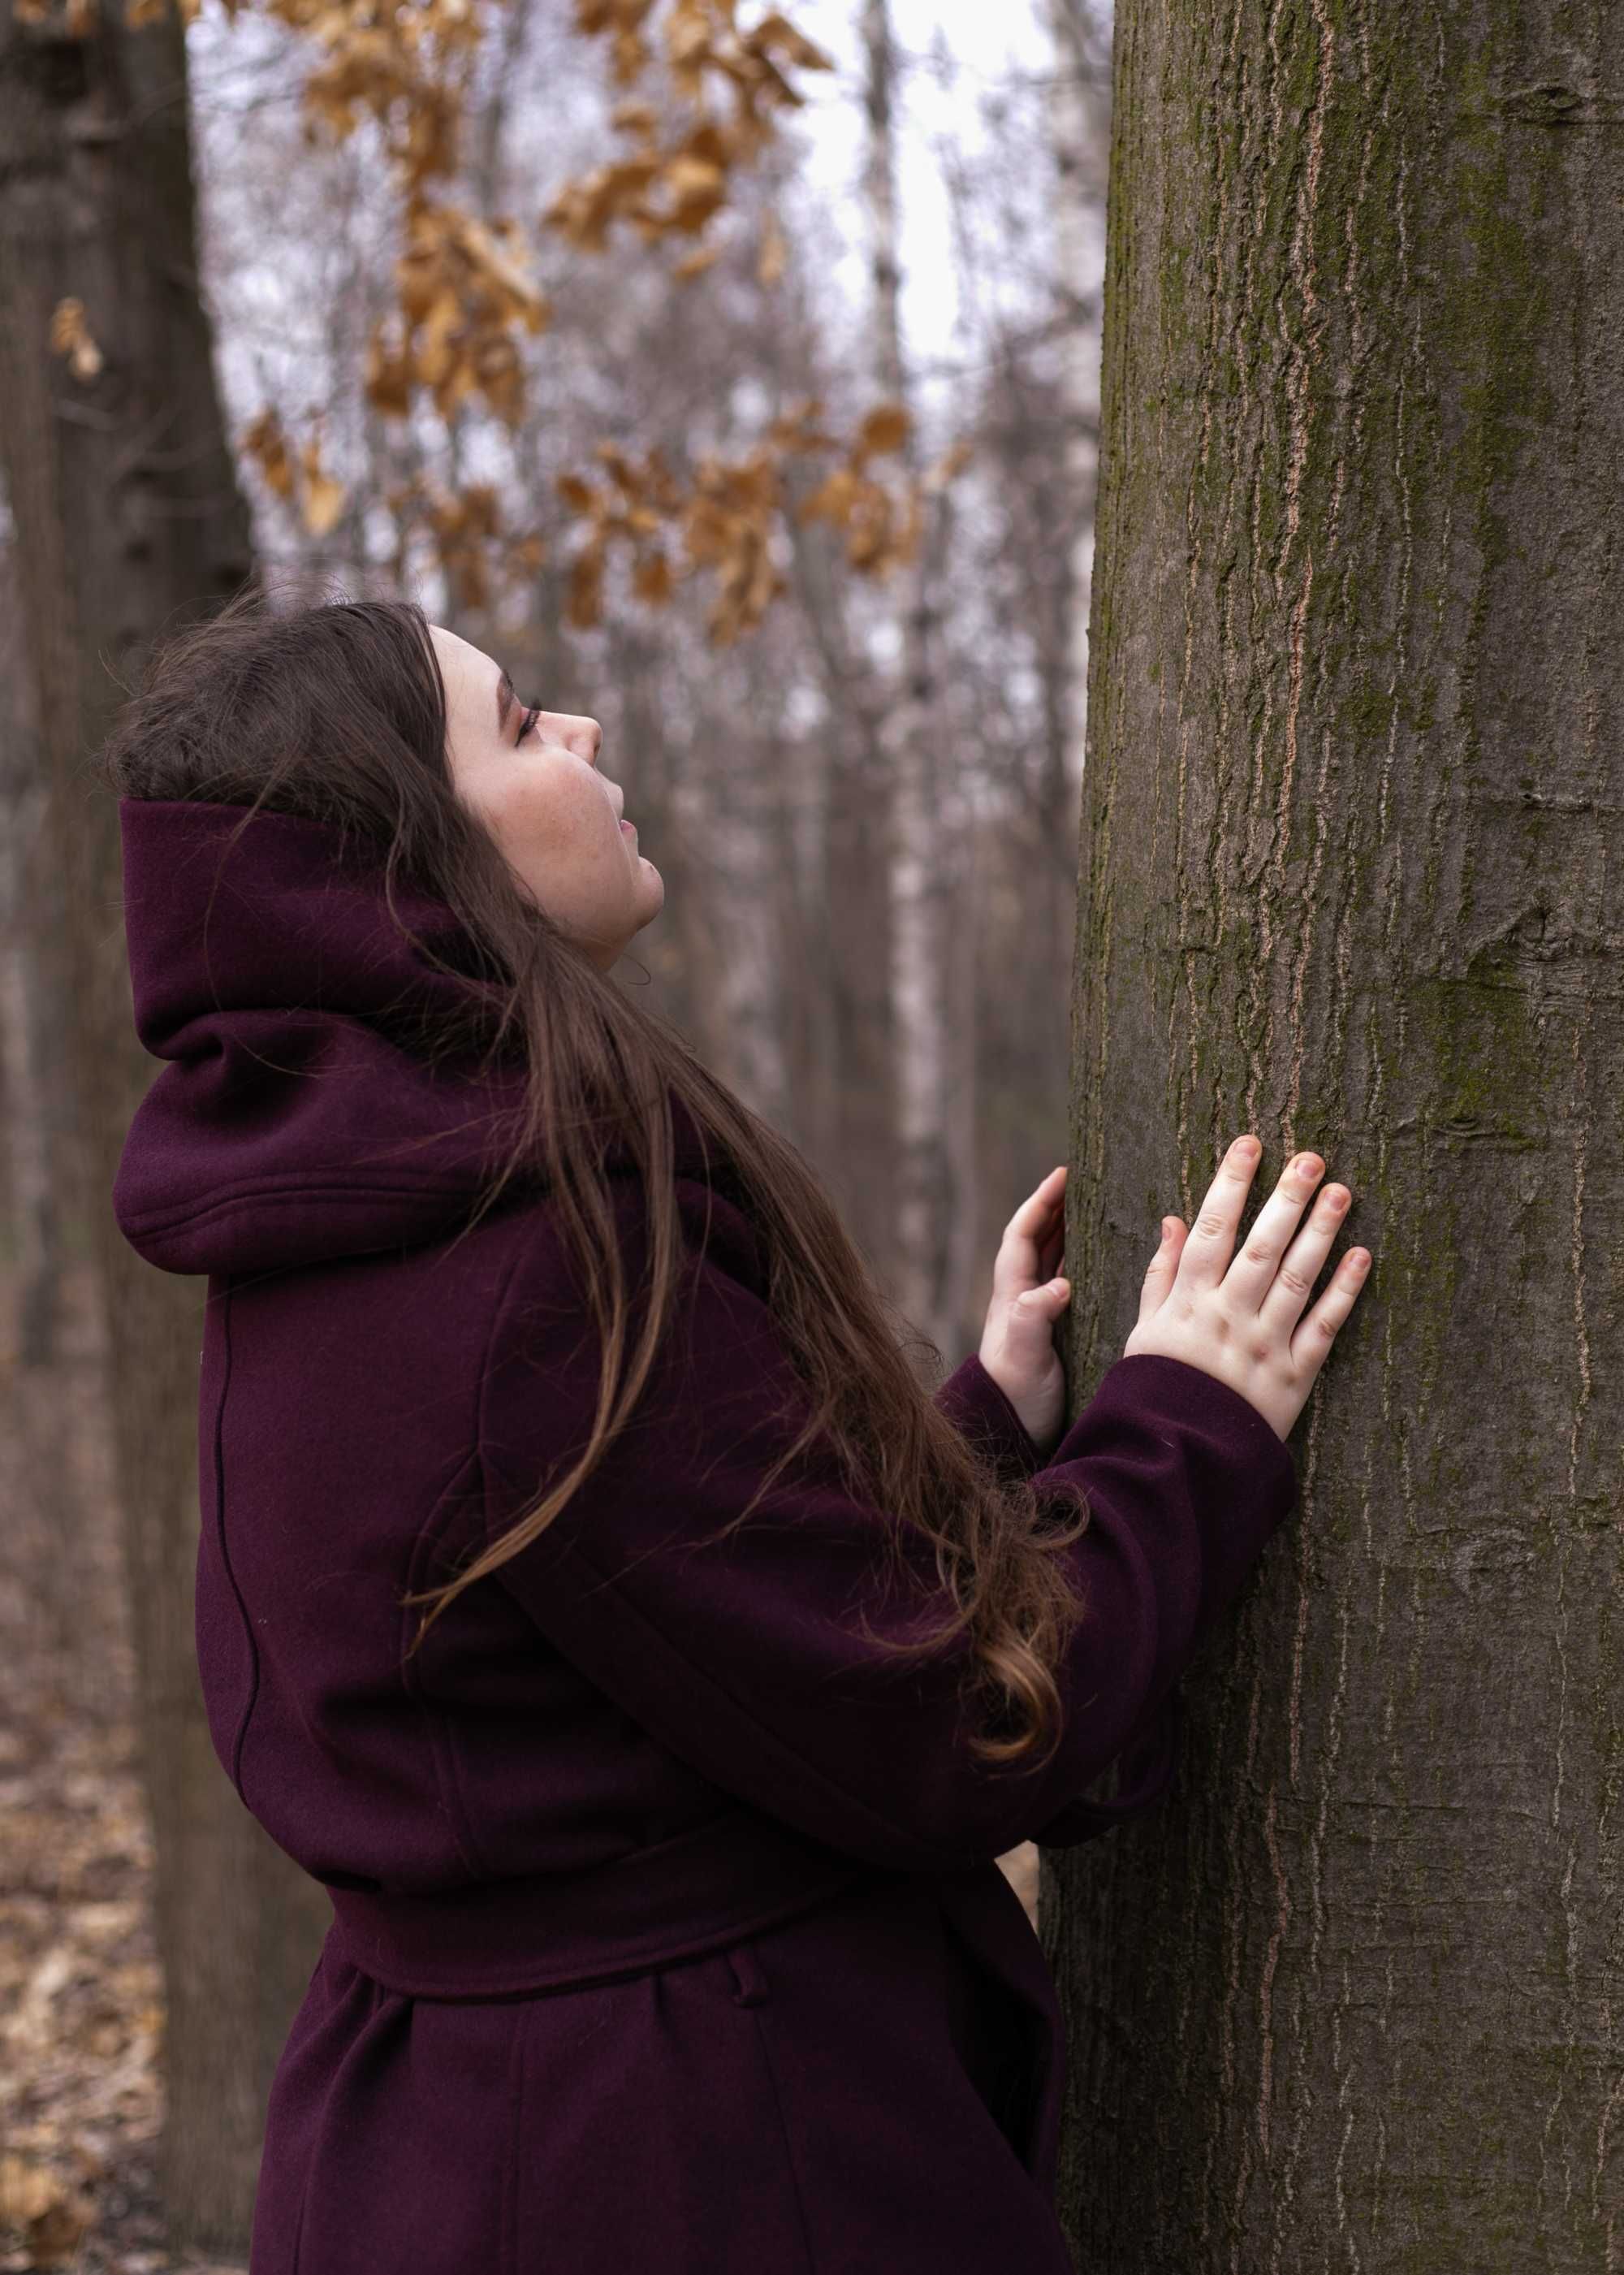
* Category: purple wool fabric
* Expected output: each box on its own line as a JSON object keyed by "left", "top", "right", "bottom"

{"left": 112, "top": 797, "right": 1298, "bottom": 2274}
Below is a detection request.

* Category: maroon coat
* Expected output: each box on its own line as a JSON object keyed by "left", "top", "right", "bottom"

{"left": 112, "top": 798, "right": 1298, "bottom": 2274}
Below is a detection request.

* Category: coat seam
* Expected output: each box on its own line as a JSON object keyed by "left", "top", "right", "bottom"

{"left": 504, "top": 2002, "right": 529, "bottom": 2275}
{"left": 744, "top": 2000, "right": 818, "bottom": 2275}
{"left": 123, "top": 1173, "right": 490, "bottom": 1239}
{"left": 287, "top": 1960, "right": 352, "bottom": 2275}
{"left": 209, "top": 1285, "right": 262, "bottom": 1801}
{"left": 400, "top": 1448, "right": 491, "bottom": 1880}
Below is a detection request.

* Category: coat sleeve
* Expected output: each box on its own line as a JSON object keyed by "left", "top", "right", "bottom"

{"left": 477, "top": 1181, "right": 1298, "bottom": 1875}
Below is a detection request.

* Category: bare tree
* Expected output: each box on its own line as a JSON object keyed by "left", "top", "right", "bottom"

{"left": 0, "top": 542, "right": 103, "bottom": 1711}
{"left": 1041, "top": 0, "right": 1108, "bottom": 818}
{"left": 1043, "top": 2, "right": 1624, "bottom": 2264}
{"left": 862, "top": 0, "right": 969, "bottom": 1359}
{"left": 0, "top": 0, "right": 328, "bottom": 2249}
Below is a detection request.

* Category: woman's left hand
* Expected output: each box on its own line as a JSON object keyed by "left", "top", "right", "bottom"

{"left": 977, "top": 1165, "right": 1072, "bottom": 1458}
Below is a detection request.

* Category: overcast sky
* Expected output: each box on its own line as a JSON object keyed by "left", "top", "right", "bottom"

{"left": 777, "top": 0, "right": 1064, "bottom": 366}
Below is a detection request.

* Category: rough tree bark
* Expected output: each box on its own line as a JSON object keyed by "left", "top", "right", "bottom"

{"left": 0, "top": 545, "right": 112, "bottom": 1719}
{"left": 1043, "top": 2, "right": 1622, "bottom": 2266}
{"left": 0, "top": 0, "right": 328, "bottom": 2250}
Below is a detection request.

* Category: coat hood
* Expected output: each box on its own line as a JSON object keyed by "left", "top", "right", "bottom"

{"left": 111, "top": 797, "right": 707, "bottom": 1276}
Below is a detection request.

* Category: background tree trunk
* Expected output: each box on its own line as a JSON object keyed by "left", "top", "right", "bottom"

{"left": 1041, "top": 0, "right": 1109, "bottom": 827}
{"left": 1043, "top": 2, "right": 1623, "bottom": 2265}
{"left": 0, "top": 0, "right": 329, "bottom": 2251}
{"left": 862, "top": 0, "right": 968, "bottom": 1358}
{"left": 0, "top": 545, "right": 102, "bottom": 1712}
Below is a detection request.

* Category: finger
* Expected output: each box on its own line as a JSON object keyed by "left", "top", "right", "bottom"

{"left": 1137, "top": 1215, "right": 1186, "bottom": 1324}
{"left": 996, "top": 1280, "right": 1072, "bottom": 1347}
{"left": 1222, "top": 1148, "right": 1330, "bottom": 1309}
{"left": 1173, "top": 1135, "right": 1262, "bottom": 1292}
{"left": 993, "top": 1167, "right": 1066, "bottom": 1292}
{"left": 1017, "top": 1165, "right": 1065, "bottom": 1212}
{"left": 1255, "top": 1179, "right": 1351, "bottom": 1326}
{"left": 1002, "top": 1166, "right": 1065, "bottom": 1243}
{"left": 1288, "top": 1248, "right": 1371, "bottom": 1374}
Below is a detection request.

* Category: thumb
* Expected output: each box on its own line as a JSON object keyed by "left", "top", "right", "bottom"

{"left": 1019, "top": 1277, "right": 1070, "bottom": 1313}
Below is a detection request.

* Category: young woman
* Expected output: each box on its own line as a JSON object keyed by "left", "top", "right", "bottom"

{"left": 102, "top": 591, "right": 1368, "bottom": 2275}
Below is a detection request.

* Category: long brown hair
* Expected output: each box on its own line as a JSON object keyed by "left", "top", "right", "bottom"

{"left": 99, "top": 579, "right": 1093, "bottom": 1771}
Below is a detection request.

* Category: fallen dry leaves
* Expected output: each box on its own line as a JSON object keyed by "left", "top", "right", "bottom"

{"left": 0, "top": 1274, "right": 246, "bottom": 2275}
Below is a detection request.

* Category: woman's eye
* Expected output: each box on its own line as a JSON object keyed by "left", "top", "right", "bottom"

{"left": 518, "top": 706, "right": 541, "bottom": 742}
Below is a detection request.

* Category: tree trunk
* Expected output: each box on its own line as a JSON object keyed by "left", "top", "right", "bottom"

{"left": 0, "top": 1, "right": 329, "bottom": 2250}
{"left": 1042, "top": 0, "right": 1110, "bottom": 829}
{"left": 1043, "top": 2, "right": 1623, "bottom": 2266}
{"left": 862, "top": 0, "right": 968, "bottom": 1357}
{"left": 771, "top": 374, "right": 899, "bottom": 1278}
{"left": 0, "top": 551, "right": 111, "bottom": 1715}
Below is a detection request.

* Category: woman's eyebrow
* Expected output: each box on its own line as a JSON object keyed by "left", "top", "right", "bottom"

{"left": 495, "top": 667, "right": 516, "bottom": 737}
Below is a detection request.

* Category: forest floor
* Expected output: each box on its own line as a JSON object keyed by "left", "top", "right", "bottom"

{"left": 0, "top": 1263, "right": 1038, "bottom": 2273}
{"left": 0, "top": 1267, "right": 244, "bottom": 2274}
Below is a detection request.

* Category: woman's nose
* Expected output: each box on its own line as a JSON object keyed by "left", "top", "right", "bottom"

{"left": 541, "top": 712, "right": 602, "bottom": 761}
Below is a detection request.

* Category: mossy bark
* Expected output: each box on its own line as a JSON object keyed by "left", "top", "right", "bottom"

{"left": 1043, "top": 3, "right": 1622, "bottom": 2264}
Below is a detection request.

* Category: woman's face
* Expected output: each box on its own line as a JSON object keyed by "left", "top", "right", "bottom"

{"left": 432, "top": 625, "right": 663, "bottom": 971}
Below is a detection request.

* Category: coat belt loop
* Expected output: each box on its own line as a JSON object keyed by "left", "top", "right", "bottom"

{"left": 725, "top": 1940, "right": 769, "bottom": 2007}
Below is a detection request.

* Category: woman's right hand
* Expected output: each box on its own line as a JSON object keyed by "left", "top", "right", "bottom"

{"left": 1123, "top": 1135, "right": 1371, "bottom": 1442}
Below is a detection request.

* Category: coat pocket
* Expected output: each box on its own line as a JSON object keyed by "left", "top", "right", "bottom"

{"left": 931, "top": 1863, "right": 1064, "bottom": 2183}
{"left": 938, "top": 1907, "right": 1046, "bottom": 2160}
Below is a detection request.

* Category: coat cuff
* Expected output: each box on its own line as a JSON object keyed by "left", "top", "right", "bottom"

{"left": 1030, "top": 1695, "right": 1180, "bottom": 1848}
{"left": 1088, "top": 1350, "right": 1291, "bottom": 1459}
{"left": 1066, "top": 1352, "right": 1298, "bottom": 1606}
{"left": 933, "top": 1352, "right": 1043, "bottom": 1486}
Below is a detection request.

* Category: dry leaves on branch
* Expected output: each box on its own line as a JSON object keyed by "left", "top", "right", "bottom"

{"left": 797, "top": 399, "right": 925, "bottom": 573}
{"left": 46, "top": 299, "right": 104, "bottom": 383}
{"left": 756, "top": 208, "right": 787, "bottom": 287}
{"left": 15, "top": 0, "right": 102, "bottom": 29}
{"left": 298, "top": 427, "right": 347, "bottom": 538}
{"left": 546, "top": 399, "right": 956, "bottom": 645}
{"left": 240, "top": 409, "right": 350, "bottom": 539}
{"left": 284, "top": 0, "right": 481, "bottom": 196}
{"left": 384, "top": 475, "right": 540, "bottom": 612}
{"left": 240, "top": 408, "right": 296, "bottom": 503}
{"left": 553, "top": 443, "right": 685, "bottom": 631}
{"left": 546, "top": 1, "right": 831, "bottom": 271}
{"left": 88, "top": 0, "right": 967, "bottom": 645}
{"left": 369, "top": 200, "right": 551, "bottom": 429}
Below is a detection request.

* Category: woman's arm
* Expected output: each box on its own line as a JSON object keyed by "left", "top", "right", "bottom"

{"left": 477, "top": 1182, "right": 1297, "bottom": 1876}
{"left": 931, "top": 1348, "right": 1048, "bottom": 1485}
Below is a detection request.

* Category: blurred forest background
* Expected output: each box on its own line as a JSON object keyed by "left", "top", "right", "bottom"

{"left": 0, "top": 0, "right": 1112, "bottom": 2264}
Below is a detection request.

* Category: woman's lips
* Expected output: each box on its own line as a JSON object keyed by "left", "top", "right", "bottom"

{"left": 620, "top": 819, "right": 636, "bottom": 836}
